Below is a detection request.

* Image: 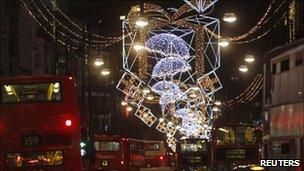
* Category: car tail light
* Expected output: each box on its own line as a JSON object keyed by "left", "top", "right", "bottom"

{"left": 121, "top": 160, "right": 124, "bottom": 165}
{"left": 65, "top": 120, "right": 72, "bottom": 127}
{"left": 159, "top": 156, "right": 164, "bottom": 160}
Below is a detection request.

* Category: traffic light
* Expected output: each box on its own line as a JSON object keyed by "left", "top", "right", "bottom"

{"left": 80, "top": 141, "right": 87, "bottom": 157}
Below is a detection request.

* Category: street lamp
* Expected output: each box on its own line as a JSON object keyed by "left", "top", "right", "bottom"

{"left": 218, "top": 39, "right": 229, "bottom": 47}
{"left": 101, "top": 68, "right": 110, "bottom": 75}
{"left": 126, "top": 106, "right": 133, "bottom": 112}
{"left": 121, "top": 100, "right": 127, "bottom": 106}
{"left": 244, "top": 54, "right": 255, "bottom": 63}
{"left": 94, "top": 58, "right": 104, "bottom": 67}
{"left": 239, "top": 65, "right": 248, "bottom": 73}
{"left": 214, "top": 101, "right": 222, "bottom": 106}
{"left": 212, "top": 106, "right": 220, "bottom": 112}
{"left": 223, "top": 13, "right": 236, "bottom": 23}
{"left": 133, "top": 42, "right": 145, "bottom": 51}
{"left": 135, "top": 16, "right": 148, "bottom": 28}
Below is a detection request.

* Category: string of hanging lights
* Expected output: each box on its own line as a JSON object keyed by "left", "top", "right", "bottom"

{"left": 20, "top": 0, "right": 75, "bottom": 48}
{"left": 234, "top": 12, "right": 287, "bottom": 44}
{"left": 223, "top": 74, "right": 263, "bottom": 108}
{"left": 207, "top": 0, "right": 287, "bottom": 43}
{"left": 48, "top": 0, "right": 124, "bottom": 40}
{"left": 22, "top": 0, "right": 123, "bottom": 49}
{"left": 34, "top": 0, "right": 124, "bottom": 44}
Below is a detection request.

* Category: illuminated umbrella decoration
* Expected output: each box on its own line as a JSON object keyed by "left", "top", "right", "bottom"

{"left": 175, "top": 108, "right": 192, "bottom": 118}
{"left": 146, "top": 33, "right": 190, "bottom": 59}
{"left": 152, "top": 57, "right": 191, "bottom": 78}
{"left": 151, "top": 81, "right": 181, "bottom": 95}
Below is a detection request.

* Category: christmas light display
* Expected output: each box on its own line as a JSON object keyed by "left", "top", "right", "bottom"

{"left": 118, "top": 1, "right": 223, "bottom": 151}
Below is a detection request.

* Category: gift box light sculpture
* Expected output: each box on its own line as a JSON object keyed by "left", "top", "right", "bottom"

{"left": 117, "top": 0, "right": 222, "bottom": 151}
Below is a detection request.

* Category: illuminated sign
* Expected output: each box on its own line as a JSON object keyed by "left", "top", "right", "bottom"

{"left": 215, "top": 147, "right": 256, "bottom": 162}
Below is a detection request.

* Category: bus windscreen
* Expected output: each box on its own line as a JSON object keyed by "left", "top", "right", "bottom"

{"left": 94, "top": 141, "right": 120, "bottom": 151}
{"left": 1, "top": 82, "right": 62, "bottom": 103}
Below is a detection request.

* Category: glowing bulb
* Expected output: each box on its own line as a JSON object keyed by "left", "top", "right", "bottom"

{"left": 126, "top": 106, "right": 132, "bottom": 112}
{"left": 53, "top": 82, "right": 59, "bottom": 89}
{"left": 190, "top": 94, "right": 197, "bottom": 98}
{"left": 244, "top": 54, "right": 255, "bottom": 63}
{"left": 214, "top": 101, "right": 222, "bottom": 106}
{"left": 219, "top": 39, "right": 229, "bottom": 47}
{"left": 121, "top": 101, "right": 127, "bottom": 106}
{"left": 94, "top": 58, "right": 104, "bottom": 66}
{"left": 223, "top": 13, "right": 236, "bottom": 23}
{"left": 212, "top": 107, "right": 219, "bottom": 112}
{"left": 65, "top": 120, "right": 72, "bottom": 127}
{"left": 192, "top": 86, "right": 200, "bottom": 91}
{"left": 133, "top": 42, "right": 145, "bottom": 51}
{"left": 135, "top": 16, "right": 148, "bottom": 27}
{"left": 4, "top": 85, "right": 12, "bottom": 92}
{"left": 142, "top": 88, "right": 150, "bottom": 94}
{"left": 146, "top": 95, "right": 154, "bottom": 100}
{"left": 119, "top": 15, "right": 126, "bottom": 21}
{"left": 239, "top": 65, "right": 248, "bottom": 73}
{"left": 101, "top": 68, "right": 110, "bottom": 75}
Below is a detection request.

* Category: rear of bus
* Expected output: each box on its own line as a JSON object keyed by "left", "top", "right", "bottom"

{"left": 143, "top": 141, "right": 168, "bottom": 168}
{"left": 0, "top": 76, "right": 81, "bottom": 170}
{"left": 92, "top": 135, "right": 128, "bottom": 171}
{"left": 176, "top": 139, "right": 211, "bottom": 171}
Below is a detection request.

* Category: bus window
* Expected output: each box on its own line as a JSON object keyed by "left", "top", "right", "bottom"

{"left": 181, "top": 140, "right": 208, "bottom": 153}
{"left": 1, "top": 82, "right": 62, "bottom": 103}
{"left": 216, "top": 126, "right": 256, "bottom": 145}
{"left": 6, "top": 151, "right": 63, "bottom": 167}
{"left": 144, "top": 142, "right": 160, "bottom": 151}
{"left": 94, "top": 141, "right": 120, "bottom": 152}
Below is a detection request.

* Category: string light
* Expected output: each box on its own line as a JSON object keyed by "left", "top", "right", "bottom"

{"left": 223, "top": 74, "right": 263, "bottom": 108}
{"left": 207, "top": 0, "right": 287, "bottom": 42}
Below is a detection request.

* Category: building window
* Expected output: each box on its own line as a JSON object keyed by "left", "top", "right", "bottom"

{"left": 272, "top": 63, "right": 277, "bottom": 74}
{"left": 281, "top": 59, "right": 290, "bottom": 72}
{"left": 295, "top": 57, "right": 303, "bottom": 67}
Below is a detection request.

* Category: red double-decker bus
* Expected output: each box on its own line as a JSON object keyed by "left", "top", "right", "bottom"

{"left": 143, "top": 140, "right": 169, "bottom": 169}
{"left": 0, "top": 75, "right": 81, "bottom": 170}
{"left": 91, "top": 135, "right": 145, "bottom": 171}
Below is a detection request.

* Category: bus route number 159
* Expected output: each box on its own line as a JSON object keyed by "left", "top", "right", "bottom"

{"left": 21, "top": 135, "right": 43, "bottom": 147}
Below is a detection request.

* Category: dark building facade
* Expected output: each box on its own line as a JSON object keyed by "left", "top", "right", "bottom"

{"left": 262, "top": 38, "right": 304, "bottom": 170}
